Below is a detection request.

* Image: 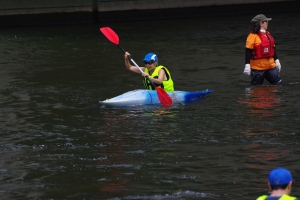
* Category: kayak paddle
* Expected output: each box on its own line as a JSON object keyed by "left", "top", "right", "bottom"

{"left": 100, "top": 27, "right": 173, "bottom": 106}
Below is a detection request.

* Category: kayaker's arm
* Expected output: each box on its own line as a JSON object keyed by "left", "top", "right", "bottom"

{"left": 143, "top": 68, "right": 166, "bottom": 85}
{"left": 124, "top": 52, "right": 145, "bottom": 74}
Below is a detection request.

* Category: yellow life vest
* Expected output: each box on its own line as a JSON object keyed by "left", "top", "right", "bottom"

{"left": 143, "top": 65, "right": 174, "bottom": 92}
{"left": 257, "top": 194, "right": 297, "bottom": 200}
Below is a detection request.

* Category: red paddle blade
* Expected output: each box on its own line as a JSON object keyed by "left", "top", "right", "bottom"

{"left": 156, "top": 88, "right": 173, "bottom": 106}
{"left": 100, "top": 27, "right": 119, "bottom": 45}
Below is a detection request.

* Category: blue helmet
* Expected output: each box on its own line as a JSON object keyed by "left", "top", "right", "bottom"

{"left": 143, "top": 53, "right": 158, "bottom": 62}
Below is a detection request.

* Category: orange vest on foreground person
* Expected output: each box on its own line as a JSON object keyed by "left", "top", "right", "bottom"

{"left": 246, "top": 32, "right": 276, "bottom": 71}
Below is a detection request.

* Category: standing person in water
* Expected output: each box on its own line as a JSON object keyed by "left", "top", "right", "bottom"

{"left": 243, "top": 14, "right": 282, "bottom": 85}
{"left": 124, "top": 52, "right": 174, "bottom": 92}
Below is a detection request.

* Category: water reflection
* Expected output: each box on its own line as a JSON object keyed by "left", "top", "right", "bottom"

{"left": 95, "top": 108, "right": 181, "bottom": 198}
{"left": 239, "top": 86, "right": 281, "bottom": 117}
{"left": 238, "top": 86, "right": 290, "bottom": 179}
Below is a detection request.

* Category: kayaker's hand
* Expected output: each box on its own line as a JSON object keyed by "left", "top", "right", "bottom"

{"left": 142, "top": 72, "right": 149, "bottom": 77}
{"left": 243, "top": 64, "right": 251, "bottom": 76}
{"left": 124, "top": 52, "right": 130, "bottom": 59}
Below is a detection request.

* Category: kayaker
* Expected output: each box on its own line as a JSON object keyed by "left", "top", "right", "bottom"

{"left": 243, "top": 14, "right": 282, "bottom": 85}
{"left": 256, "top": 167, "right": 297, "bottom": 200}
{"left": 124, "top": 52, "right": 174, "bottom": 92}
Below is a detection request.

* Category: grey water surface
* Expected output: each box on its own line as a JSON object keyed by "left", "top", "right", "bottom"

{"left": 1, "top": 11, "right": 300, "bottom": 200}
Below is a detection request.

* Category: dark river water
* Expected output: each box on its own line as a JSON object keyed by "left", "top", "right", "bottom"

{"left": 1, "top": 10, "right": 300, "bottom": 200}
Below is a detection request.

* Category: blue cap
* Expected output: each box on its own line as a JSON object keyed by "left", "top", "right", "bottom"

{"left": 143, "top": 53, "right": 158, "bottom": 62}
{"left": 268, "top": 168, "right": 293, "bottom": 186}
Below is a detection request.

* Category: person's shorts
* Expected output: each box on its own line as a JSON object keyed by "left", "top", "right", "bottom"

{"left": 250, "top": 68, "right": 282, "bottom": 85}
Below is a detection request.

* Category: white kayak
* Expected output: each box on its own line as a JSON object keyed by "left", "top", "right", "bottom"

{"left": 99, "top": 89, "right": 213, "bottom": 107}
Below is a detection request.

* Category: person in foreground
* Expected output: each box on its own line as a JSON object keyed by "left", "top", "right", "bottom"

{"left": 124, "top": 52, "right": 174, "bottom": 92}
{"left": 257, "top": 167, "right": 297, "bottom": 200}
{"left": 243, "top": 14, "right": 282, "bottom": 85}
